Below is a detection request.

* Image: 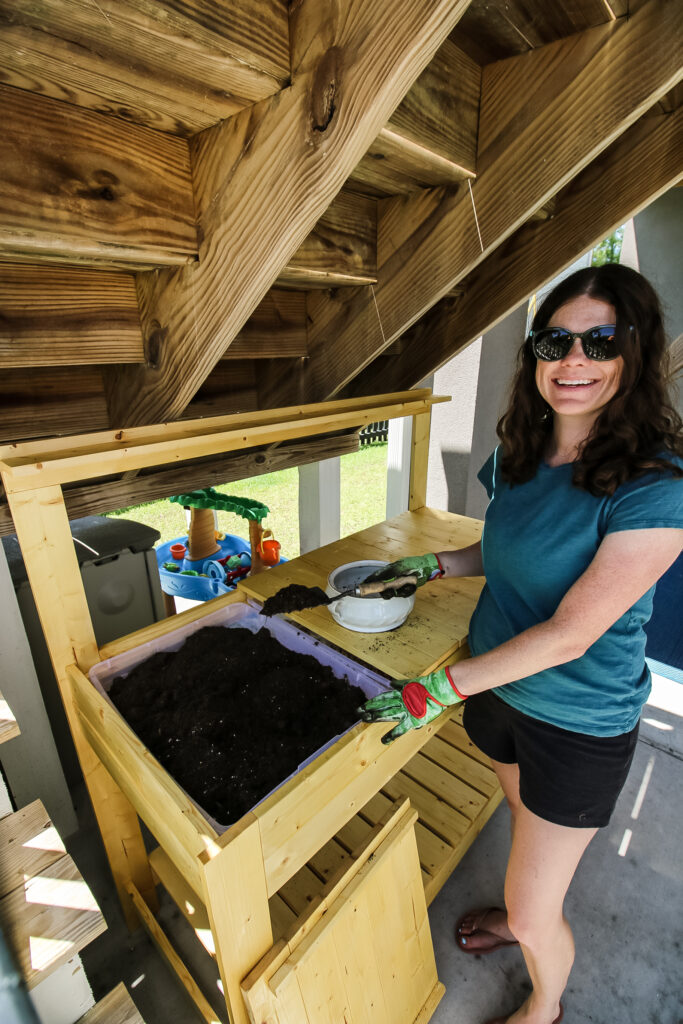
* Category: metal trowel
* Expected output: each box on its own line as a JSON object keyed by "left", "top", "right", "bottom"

{"left": 261, "top": 576, "right": 417, "bottom": 617}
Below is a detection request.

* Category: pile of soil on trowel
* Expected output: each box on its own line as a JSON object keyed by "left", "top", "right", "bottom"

{"left": 261, "top": 583, "right": 331, "bottom": 616}
{"left": 108, "top": 625, "right": 366, "bottom": 825}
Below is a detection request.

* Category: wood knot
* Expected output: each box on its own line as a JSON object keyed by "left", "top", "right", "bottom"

{"left": 144, "top": 322, "right": 167, "bottom": 369}
{"left": 115, "top": 431, "right": 124, "bottom": 441}
{"left": 311, "top": 49, "right": 340, "bottom": 136}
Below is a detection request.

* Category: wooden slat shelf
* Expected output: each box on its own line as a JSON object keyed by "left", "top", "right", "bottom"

{"left": 0, "top": 800, "right": 106, "bottom": 990}
{"left": 0, "top": 689, "right": 20, "bottom": 744}
{"left": 77, "top": 982, "right": 146, "bottom": 1024}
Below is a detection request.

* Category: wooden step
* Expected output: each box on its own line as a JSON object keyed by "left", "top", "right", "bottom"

{"left": 0, "top": 688, "right": 20, "bottom": 745}
{"left": 77, "top": 982, "right": 146, "bottom": 1024}
{"left": 0, "top": 800, "right": 106, "bottom": 989}
{"left": 149, "top": 706, "right": 502, "bottom": 960}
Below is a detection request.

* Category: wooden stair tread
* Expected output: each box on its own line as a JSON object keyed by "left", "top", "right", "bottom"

{"left": 150, "top": 710, "right": 502, "bottom": 959}
{"left": 77, "top": 982, "right": 146, "bottom": 1024}
{"left": 0, "top": 799, "right": 106, "bottom": 989}
{"left": 0, "top": 689, "right": 20, "bottom": 744}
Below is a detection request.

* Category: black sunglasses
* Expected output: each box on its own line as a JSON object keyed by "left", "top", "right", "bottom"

{"left": 528, "top": 324, "right": 628, "bottom": 362}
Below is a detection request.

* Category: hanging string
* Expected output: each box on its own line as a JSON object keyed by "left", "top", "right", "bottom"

{"left": 87, "top": 0, "right": 112, "bottom": 25}
{"left": 468, "top": 179, "right": 485, "bottom": 254}
{"left": 370, "top": 284, "right": 388, "bottom": 347}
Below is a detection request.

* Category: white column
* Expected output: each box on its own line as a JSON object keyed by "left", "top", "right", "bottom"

{"left": 386, "top": 416, "right": 412, "bottom": 519}
{"left": 0, "top": 544, "right": 78, "bottom": 836}
{"left": 298, "top": 457, "right": 341, "bottom": 554}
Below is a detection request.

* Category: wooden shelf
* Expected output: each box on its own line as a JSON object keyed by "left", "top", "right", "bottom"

{"left": 77, "top": 982, "right": 146, "bottom": 1024}
{"left": 0, "top": 800, "right": 106, "bottom": 990}
{"left": 0, "top": 689, "right": 20, "bottom": 744}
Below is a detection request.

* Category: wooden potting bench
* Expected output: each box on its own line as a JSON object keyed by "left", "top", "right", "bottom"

{"left": 0, "top": 390, "right": 502, "bottom": 1024}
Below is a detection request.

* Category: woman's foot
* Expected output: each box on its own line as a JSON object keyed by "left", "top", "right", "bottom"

{"left": 484, "top": 1000, "right": 563, "bottom": 1024}
{"left": 455, "top": 906, "right": 519, "bottom": 954}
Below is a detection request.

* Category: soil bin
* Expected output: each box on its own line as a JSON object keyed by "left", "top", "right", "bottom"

{"left": 88, "top": 601, "right": 390, "bottom": 831}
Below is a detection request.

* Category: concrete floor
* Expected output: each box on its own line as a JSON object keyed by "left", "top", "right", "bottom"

{"left": 68, "top": 673, "right": 683, "bottom": 1024}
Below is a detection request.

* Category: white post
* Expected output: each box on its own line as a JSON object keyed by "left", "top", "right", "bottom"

{"left": 298, "top": 458, "right": 341, "bottom": 554}
{"left": 386, "top": 417, "right": 412, "bottom": 519}
{"left": 0, "top": 543, "right": 78, "bottom": 835}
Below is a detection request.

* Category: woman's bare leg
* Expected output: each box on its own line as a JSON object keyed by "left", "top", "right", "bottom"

{"left": 457, "top": 759, "right": 521, "bottom": 949}
{"left": 502, "top": 803, "right": 597, "bottom": 1023}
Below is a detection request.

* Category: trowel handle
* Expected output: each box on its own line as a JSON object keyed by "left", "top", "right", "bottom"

{"left": 357, "top": 575, "right": 417, "bottom": 596}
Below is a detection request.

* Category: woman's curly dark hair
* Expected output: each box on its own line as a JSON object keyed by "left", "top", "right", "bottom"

{"left": 497, "top": 263, "right": 683, "bottom": 495}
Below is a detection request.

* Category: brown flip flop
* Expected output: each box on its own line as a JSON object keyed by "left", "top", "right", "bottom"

{"left": 484, "top": 1005, "right": 563, "bottom": 1024}
{"left": 455, "top": 906, "right": 519, "bottom": 955}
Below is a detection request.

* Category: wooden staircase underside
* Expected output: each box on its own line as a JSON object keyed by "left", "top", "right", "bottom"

{"left": 0, "top": 0, "right": 681, "bottom": 527}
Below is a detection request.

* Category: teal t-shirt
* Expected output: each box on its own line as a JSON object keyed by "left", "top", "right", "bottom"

{"left": 468, "top": 449, "right": 683, "bottom": 736}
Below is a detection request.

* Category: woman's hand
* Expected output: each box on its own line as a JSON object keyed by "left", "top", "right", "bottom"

{"left": 362, "top": 554, "right": 444, "bottom": 597}
{"left": 359, "top": 667, "right": 467, "bottom": 743}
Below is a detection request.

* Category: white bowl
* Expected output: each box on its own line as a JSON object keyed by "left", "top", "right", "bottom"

{"left": 326, "top": 560, "right": 416, "bottom": 633}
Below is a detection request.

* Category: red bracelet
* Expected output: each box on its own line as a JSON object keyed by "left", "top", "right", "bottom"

{"left": 444, "top": 665, "right": 468, "bottom": 701}
{"left": 433, "top": 552, "right": 445, "bottom": 578}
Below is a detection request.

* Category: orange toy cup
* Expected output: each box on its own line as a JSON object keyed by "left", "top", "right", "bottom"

{"left": 170, "top": 543, "right": 187, "bottom": 560}
{"left": 257, "top": 530, "right": 281, "bottom": 566}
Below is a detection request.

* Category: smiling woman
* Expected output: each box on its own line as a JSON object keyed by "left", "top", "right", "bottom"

{"left": 534, "top": 294, "right": 624, "bottom": 458}
{"left": 355, "top": 263, "right": 683, "bottom": 1024}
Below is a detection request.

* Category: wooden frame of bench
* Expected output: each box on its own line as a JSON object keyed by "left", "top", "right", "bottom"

{"left": 0, "top": 390, "right": 501, "bottom": 1024}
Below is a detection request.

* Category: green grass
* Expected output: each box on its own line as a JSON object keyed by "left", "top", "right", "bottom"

{"left": 104, "top": 443, "right": 388, "bottom": 559}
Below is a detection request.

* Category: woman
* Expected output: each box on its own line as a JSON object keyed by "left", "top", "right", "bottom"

{"left": 361, "top": 263, "right": 683, "bottom": 1024}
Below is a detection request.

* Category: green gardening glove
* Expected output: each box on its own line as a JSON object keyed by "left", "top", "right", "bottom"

{"left": 359, "top": 667, "right": 467, "bottom": 743}
{"left": 363, "top": 553, "right": 444, "bottom": 598}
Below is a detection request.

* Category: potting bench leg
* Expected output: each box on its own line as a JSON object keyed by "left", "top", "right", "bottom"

{"left": 410, "top": 408, "right": 432, "bottom": 511}
{"left": 201, "top": 814, "right": 272, "bottom": 1024}
{"left": 5, "top": 485, "right": 158, "bottom": 928}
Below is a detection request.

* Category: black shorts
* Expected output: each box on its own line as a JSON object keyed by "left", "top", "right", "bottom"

{"left": 462, "top": 690, "right": 639, "bottom": 828}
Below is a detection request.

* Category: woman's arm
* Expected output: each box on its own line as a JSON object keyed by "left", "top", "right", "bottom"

{"left": 436, "top": 542, "right": 484, "bottom": 578}
{"left": 447, "top": 527, "right": 683, "bottom": 697}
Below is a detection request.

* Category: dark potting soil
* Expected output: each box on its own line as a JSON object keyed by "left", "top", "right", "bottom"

{"left": 108, "top": 625, "right": 366, "bottom": 826}
{"left": 261, "top": 583, "right": 331, "bottom": 616}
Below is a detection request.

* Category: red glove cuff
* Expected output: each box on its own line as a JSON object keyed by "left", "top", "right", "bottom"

{"left": 444, "top": 665, "right": 468, "bottom": 701}
{"left": 432, "top": 553, "right": 445, "bottom": 579}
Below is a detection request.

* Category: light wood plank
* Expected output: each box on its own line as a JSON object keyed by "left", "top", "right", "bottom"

{"left": 200, "top": 815, "right": 273, "bottom": 1024}
{"left": 127, "top": 882, "right": 220, "bottom": 1024}
{"left": 0, "top": 690, "right": 20, "bottom": 744}
{"left": 0, "top": 394, "right": 445, "bottom": 491}
{"left": 4, "top": 486, "right": 157, "bottom": 928}
{"left": 240, "top": 508, "right": 483, "bottom": 680}
{"left": 102, "top": 0, "right": 472, "bottom": 425}
{"left": 0, "top": 433, "right": 360, "bottom": 538}
{"left": 409, "top": 410, "right": 432, "bottom": 510}
{"left": 77, "top": 982, "right": 145, "bottom": 1024}
{"left": 0, "top": 851, "right": 106, "bottom": 990}
{"left": 402, "top": 752, "right": 488, "bottom": 821}
{"left": 424, "top": 730, "right": 498, "bottom": 796}
{"left": 0, "top": 801, "right": 64, "bottom": 898}
{"left": 277, "top": 1, "right": 683, "bottom": 405}
{"left": 149, "top": 846, "right": 216, "bottom": 958}
{"left": 0, "top": 84, "right": 197, "bottom": 268}
{"left": 0, "top": 265, "right": 142, "bottom": 367}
